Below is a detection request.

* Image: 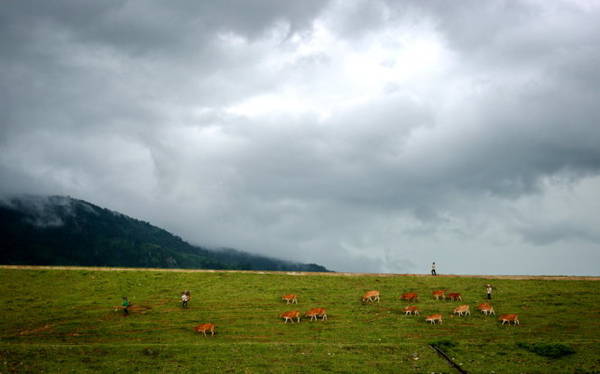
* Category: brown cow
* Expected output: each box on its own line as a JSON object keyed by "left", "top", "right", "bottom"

{"left": 447, "top": 293, "right": 462, "bottom": 301}
{"left": 401, "top": 292, "right": 418, "bottom": 302}
{"left": 452, "top": 305, "right": 470, "bottom": 316}
{"left": 362, "top": 290, "right": 380, "bottom": 303}
{"left": 281, "top": 310, "right": 301, "bottom": 323}
{"left": 282, "top": 294, "right": 298, "bottom": 304}
{"left": 305, "top": 308, "right": 328, "bottom": 321}
{"left": 403, "top": 306, "right": 420, "bottom": 315}
{"left": 425, "top": 314, "right": 443, "bottom": 324}
{"left": 477, "top": 303, "right": 495, "bottom": 316}
{"left": 499, "top": 314, "right": 519, "bottom": 325}
{"left": 194, "top": 323, "right": 215, "bottom": 336}
{"left": 432, "top": 290, "right": 446, "bottom": 300}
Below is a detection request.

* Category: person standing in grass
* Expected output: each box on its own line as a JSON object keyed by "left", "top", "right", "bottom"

{"left": 431, "top": 262, "right": 437, "bottom": 276}
{"left": 181, "top": 290, "right": 190, "bottom": 308}
{"left": 486, "top": 284, "right": 493, "bottom": 300}
{"left": 122, "top": 296, "right": 130, "bottom": 315}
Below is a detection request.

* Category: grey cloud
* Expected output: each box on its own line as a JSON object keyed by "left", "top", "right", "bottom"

{"left": 1, "top": 0, "right": 600, "bottom": 275}
{"left": 517, "top": 223, "right": 600, "bottom": 246}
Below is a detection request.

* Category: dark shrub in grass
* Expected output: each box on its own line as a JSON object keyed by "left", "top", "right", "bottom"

{"left": 430, "top": 339, "right": 457, "bottom": 349}
{"left": 517, "top": 343, "right": 575, "bottom": 358}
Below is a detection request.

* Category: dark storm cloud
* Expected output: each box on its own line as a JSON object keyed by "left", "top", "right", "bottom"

{"left": 1, "top": 0, "right": 600, "bottom": 275}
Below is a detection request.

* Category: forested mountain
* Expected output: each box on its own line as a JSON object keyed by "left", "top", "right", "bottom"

{"left": 0, "top": 195, "right": 328, "bottom": 272}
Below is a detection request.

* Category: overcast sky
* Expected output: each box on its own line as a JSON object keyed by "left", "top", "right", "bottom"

{"left": 2, "top": 0, "right": 600, "bottom": 275}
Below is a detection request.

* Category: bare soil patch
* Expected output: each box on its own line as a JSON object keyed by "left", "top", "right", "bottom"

{"left": 19, "top": 324, "right": 53, "bottom": 336}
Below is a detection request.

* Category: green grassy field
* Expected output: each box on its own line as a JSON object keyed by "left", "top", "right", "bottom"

{"left": 1, "top": 268, "right": 599, "bottom": 373}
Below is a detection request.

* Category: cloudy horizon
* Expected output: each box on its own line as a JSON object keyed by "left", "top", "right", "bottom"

{"left": 2, "top": 0, "right": 600, "bottom": 275}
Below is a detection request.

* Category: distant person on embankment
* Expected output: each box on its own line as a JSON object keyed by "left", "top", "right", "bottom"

{"left": 431, "top": 262, "right": 437, "bottom": 276}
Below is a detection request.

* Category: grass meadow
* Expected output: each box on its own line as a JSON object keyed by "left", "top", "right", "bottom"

{"left": 1, "top": 267, "right": 599, "bottom": 373}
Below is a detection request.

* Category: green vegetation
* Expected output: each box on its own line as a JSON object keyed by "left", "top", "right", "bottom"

{"left": 517, "top": 342, "right": 576, "bottom": 359}
{"left": 1, "top": 268, "right": 599, "bottom": 373}
{"left": 430, "top": 339, "right": 457, "bottom": 349}
{"left": 0, "top": 195, "right": 327, "bottom": 272}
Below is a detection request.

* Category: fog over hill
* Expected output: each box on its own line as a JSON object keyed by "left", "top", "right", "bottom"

{"left": 0, "top": 195, "right": 328, "bottom": 272}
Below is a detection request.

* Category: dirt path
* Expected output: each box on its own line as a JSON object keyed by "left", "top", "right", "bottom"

{"left": 1, "top": 265, "right": 598, "bottom": 280}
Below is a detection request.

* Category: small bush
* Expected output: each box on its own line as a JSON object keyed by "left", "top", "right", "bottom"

{"left": 516, "top": 342, "right": 575, "bottom": 358}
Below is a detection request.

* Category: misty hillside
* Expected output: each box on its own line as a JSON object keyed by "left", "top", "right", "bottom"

{"left": 0, "top": 195, "right": 328, "bottom": 272}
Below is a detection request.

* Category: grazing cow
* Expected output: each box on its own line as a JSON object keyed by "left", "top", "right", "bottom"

{"left": 499, "top": 314, "right": 519, "bottom": 325}
{"left": 281, "top": 310, "right": 301, "bottom": 323}
{"left": 432, "top": 290, "right": 446, "bottom": 300}
{"left": 282, "top": 294, "right": 298, "bottom": 304}
{"left": 447, "top": 293, "right": 462, "bottom": 301}
{"left": 477, "top": 303, "right": 495, "bottom": 316}
{"left": 403, "top": 306, "right": 420, "bottom": 315}
{"left": 305, "top": 308, "right": 328, "bottom": 321}
{"left": 194, "top": 323, "right": 215, "bottom": 336}
{"left": 426, "top": 314, "right": 443, "bottom": 324}
{"left": 362, "top": 290, "right": 380, "bottom": 303}
{"left": 453, "top": 305, "right": 470, "bottom": 316}
{"left": 401, "top": 292, "right": 418, "bottom": 302}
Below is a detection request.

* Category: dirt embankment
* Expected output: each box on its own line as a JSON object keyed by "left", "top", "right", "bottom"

{"left": 1, "top": 265, "right": 598, "bottom": 280}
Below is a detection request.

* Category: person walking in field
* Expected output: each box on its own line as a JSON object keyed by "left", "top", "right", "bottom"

{"left": 181, "top": 290, "right": 190, "bottom": 308}
{"left": 122, "top": 297, "right": 130, "bottom": 315}
{"left": 431, "top": 262, "right": 437, "bottom": 276}
{"left": 486, "top": 284, "right": 493, "bottom": 300}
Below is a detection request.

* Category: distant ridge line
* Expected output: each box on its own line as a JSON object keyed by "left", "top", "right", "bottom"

{"left": 1, "top": 265, "right": 599, "bottom": 280}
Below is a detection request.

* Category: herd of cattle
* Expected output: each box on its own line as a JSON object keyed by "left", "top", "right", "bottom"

{"left": 362, "top": 289, "right": 519, "bottom": 326}
{"left": 194, "top": 288, "right": 519, "bottom": 336}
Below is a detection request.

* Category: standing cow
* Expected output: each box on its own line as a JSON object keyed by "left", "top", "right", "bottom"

{"left": 362, "top": 290, "right": 380, "bottom": 303}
